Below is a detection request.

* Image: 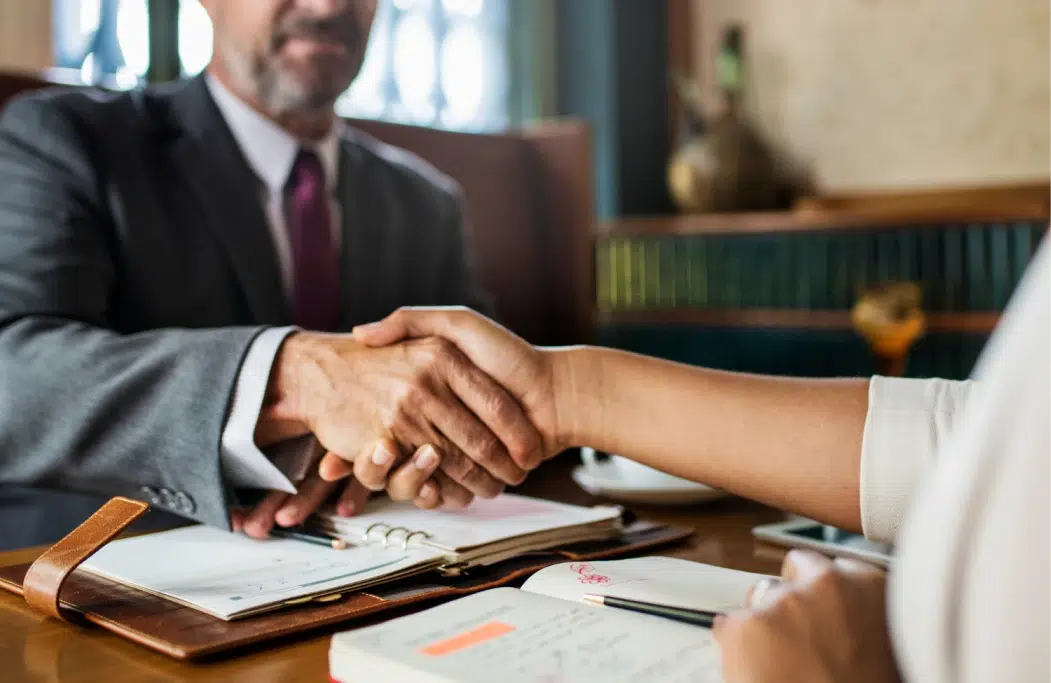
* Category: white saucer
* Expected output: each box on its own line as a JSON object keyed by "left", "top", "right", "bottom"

{"left": 571, "top": 465, "right": 728, "bottom": 506}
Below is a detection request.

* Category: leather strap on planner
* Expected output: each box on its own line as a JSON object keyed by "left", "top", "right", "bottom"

{"left": 23, "top": 496, "right": 149, "bottom": 621}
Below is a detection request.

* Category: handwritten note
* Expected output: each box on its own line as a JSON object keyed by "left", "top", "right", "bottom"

{"left": 336, "top": 587, "right": 722, "bottom": 683}
{"left": 521, "top": 556, "right": 773, "bottom": 613}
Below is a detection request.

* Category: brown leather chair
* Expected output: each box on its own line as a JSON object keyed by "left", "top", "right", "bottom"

{"left": 0, "top": 69, "right": 595, "bottom": 346}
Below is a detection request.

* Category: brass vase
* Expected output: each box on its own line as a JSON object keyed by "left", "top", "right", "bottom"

{"left": 667, "top": 26, "right": 779, "bottom": 214}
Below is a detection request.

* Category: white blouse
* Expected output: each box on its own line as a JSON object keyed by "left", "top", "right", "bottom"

{"left": 860, "top": 237, "right": 1049, "bottom": 683}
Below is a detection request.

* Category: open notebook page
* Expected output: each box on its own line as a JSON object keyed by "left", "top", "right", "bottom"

{"left": 316, "top": 493, "right": 622, "bottom": 552}
{"left": 330, "top": 587, "right": 722, "bottom": 683}
{"left": 79, "top": 525, "right": 444, "bottom": 620}
{"left": 520, "top": 556, "right": 773, "bottom": 612}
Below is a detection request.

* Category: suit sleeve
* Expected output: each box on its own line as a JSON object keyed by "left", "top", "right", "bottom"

{"left": 0, "top": 95, "right": 256, "bottom": 528}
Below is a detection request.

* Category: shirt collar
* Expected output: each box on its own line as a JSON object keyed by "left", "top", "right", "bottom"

{"left": 205, "top": 73, "right": 341, "bottom": 193}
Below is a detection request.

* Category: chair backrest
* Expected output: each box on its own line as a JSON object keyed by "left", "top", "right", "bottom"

{"left": 0, "top": 70, "right": 595, "bottom": 345}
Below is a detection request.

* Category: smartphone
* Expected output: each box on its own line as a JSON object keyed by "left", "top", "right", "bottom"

{"left": 752, "top": 519, "right": 893, "bottom": 568}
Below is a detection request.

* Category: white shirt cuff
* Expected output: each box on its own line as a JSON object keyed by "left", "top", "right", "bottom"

{"left": 859, "top": 375, "right": 978, "bottom": 542}
{"left": 220, "top": 327, "right": 299, "bottom": 493}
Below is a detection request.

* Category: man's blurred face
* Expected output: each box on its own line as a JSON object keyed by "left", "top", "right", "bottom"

{"left": 203, "top": 0, "right": 377, "bottom": 115}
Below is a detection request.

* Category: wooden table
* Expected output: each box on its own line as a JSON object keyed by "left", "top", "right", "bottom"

{"left": 0, "top": 458, "right": 789, "bottom": 682}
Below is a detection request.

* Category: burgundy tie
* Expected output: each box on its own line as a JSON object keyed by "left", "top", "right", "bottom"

{"left": 287, "top": 149, "right": 341, "bottom": 331}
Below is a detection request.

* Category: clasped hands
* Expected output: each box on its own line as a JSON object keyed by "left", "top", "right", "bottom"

{"left": 232, "top": 307, "right": 564, "bottom": 538}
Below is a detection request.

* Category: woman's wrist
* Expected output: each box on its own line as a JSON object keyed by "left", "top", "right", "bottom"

{"left": 544, "top": 345, "right": 604, "bottom": 452}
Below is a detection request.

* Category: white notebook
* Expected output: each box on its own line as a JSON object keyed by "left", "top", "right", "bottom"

{"left": 313, "top": 493, "right": 624, "bottom": 566}
{"left": 78, "top": 494, "right": 623, "bottom": 620}
{"left": 329, "top": 557, "right": 774, "bottom": 683}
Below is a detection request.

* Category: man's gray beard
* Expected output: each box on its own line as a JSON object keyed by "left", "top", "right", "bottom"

{"left": 220, "top": 41, "right": 339, "bottom": 117}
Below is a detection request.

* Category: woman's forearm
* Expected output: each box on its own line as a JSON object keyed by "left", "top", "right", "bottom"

{"left": 549, "top": 346, "right": 869, "bottom": 532}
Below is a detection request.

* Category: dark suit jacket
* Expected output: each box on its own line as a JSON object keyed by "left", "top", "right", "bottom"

{"left": 0, "top": 76, "right": 489, "bottom": 550}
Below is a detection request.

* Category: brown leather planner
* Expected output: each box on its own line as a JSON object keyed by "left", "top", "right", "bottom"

{"left": 0, "top": 497, "right": 692, "bottom": 660}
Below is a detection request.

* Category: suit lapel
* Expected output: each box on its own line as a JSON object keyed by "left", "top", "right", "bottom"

{"left": 336, "top": 137, "right": 388, "bottom": 328}
{"left": 160, "top": 77, "right": 291, "bottom": 325}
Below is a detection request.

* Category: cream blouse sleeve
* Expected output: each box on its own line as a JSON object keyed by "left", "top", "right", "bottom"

{"left": 858, "top": 375, "right": 978, "bottom": 542}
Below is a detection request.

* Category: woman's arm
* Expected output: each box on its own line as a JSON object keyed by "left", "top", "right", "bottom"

{"left": 552, "top": 347, "right": 869, "bottom": 532}
{"left": 349, "top": 308, "right": 976, "bottom": 535}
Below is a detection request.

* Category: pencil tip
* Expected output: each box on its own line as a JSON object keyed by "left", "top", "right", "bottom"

{"left": 581, "top": 594, "right": 603, "bottom": 605}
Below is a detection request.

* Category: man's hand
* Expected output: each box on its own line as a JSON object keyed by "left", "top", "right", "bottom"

{"left": 713, "top": 550, "right": 901, "bottom": 683}
{"left": 259, "top": 330, "right": 544, "bottom": 508}
{"left": 231, "top": 471, "right": 370, "bottom": 539}
{"left": 231, "top": 436, "right": 448, "bottom": 539}
{"left": 317, "top": 307, "right": 564, "bottom": 497}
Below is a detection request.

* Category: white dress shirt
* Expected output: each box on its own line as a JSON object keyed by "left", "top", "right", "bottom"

{"left": 860, "top": 237, "right": 1049, "bottom": 682}
{"left": 207, "top": 74, "right": 342, "bottom": 495}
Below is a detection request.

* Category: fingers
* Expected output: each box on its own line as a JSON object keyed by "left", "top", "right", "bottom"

{"left": 337, "top": 478, "right": 370, "bottom": 517}
{"left": 230, "top": 508, "right": 247, "bottom": 533}
{"left": 745, "top": 576, "right": 785, "bottom": 611}
{"left": 413, "top": 478, "right": 442, "bottom": 509}
{"left": 430, "top": 469, "right": 474, "bottom": 508}
{"left": 274, "top": 472, "right": 337, "bottom": 528}
{"left": 387, "top": 445, "right": 442, "bottom": 502}
{"left": 356, "top": 441, "right": 475, "bottom": 509}
{"left": 781, "top": 549, "right": 833, "bottom": 583}
{"left": 353, "top": 307, "right": 470, "bottom": 347}
{"left": 243, "top": 490, "right": 289, "bottom": 539}
{"left": 424, "top": 371, "right": 529, "bottom": 486}
{"left": 353, "top": 438, "right": 402, "bottom": 492}
{"left": 832, "top": 556, "right": 886, "bottom": 577}
{"left": 319, "top": 452, "right": 353, "bottom": 482}
{"left": 440, "top": 351, "right": 542, "bottom": 472}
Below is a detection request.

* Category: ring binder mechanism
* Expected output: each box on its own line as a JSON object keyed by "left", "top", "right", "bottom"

{"left": 313, "top": 494, "right": 629, "bottom": 572}
{"left": 357, "top": 523, "right": 434, "bottom": 550}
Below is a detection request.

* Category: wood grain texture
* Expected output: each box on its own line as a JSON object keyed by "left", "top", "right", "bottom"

{"left": 0, "top": 456, "right": 788, "bottom": 682}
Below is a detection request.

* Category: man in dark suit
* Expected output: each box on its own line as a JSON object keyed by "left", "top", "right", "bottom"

{"left": 0, "top": 0, "right": 541, "bottom": 550}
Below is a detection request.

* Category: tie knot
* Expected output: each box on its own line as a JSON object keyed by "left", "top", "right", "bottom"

{"left": 289, "top": 148, "right": 325, "bottom": 191}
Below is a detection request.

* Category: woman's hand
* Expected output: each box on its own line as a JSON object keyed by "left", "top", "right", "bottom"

{"left": 714, "top": 550, "right": 901, "bottom": 683}
{"left": 318, "top": 307, "right": 564, "bottom": 492}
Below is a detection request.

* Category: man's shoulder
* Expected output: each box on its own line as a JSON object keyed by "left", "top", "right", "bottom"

{"left": 340, "top": 125, "right": 462, "bottom": 206}
{"left": 0, "top": 80, "right": 184, "bottom": 140}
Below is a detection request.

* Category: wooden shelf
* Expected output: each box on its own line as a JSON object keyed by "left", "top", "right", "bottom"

{"left": 597, "top": 309, "right": 1001, "bottom": 333}
{"left": 596, "top": 207, "right": 1050, "bottom": 238}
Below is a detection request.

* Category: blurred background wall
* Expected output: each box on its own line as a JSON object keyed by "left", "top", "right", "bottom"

{"left": 691, "top": 0, "right": 1050, "bottom": 193}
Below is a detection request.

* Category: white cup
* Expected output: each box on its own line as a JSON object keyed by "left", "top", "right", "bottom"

{"left": 579, "top": 447, "right": 700, "bottom": 489}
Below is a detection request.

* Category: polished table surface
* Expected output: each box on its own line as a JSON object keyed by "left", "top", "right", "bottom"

{"left": 0, "top": 457, "right": 789, "bottom": 683}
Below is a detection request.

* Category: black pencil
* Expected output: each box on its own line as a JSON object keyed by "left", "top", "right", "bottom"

{"left": 582, "top": 594, "right": 720, "bottom": 628}
{"left": 270, "top": 527, "right": 347, "bottom": 550}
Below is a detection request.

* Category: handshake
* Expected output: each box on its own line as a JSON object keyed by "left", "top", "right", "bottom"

{"left": 233, "top": 308, "right": 577, "bottom": 539}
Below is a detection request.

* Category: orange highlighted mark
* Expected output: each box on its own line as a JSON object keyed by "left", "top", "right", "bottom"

{"left": 421, "top": 621, "right": 516, "bottom": 657}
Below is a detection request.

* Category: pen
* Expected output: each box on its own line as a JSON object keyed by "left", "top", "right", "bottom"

{"left": 270, "top": 527, "right": 348, "bottom": 550}
{"left": 581, "top": 594, "right": 720, "bottom": 628}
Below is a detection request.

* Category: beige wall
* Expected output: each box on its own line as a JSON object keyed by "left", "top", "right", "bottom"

{"left": 691, "top": 0, "right": 1050, "bottom": 193}
{"left": 0, "top": 0, "right": 52, "bottom": 73}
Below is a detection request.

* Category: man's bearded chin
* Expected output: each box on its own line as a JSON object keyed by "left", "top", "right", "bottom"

{"left": 220, "top": 41, "right": 355, "bottom": 117}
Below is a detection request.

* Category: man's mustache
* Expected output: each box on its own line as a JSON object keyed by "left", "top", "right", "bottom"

{"left": 273, "top": 14, "right": 360, "bottom": 49}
